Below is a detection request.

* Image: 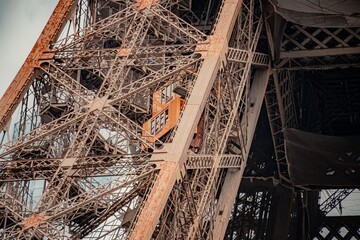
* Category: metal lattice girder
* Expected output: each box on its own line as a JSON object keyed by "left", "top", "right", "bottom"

{"left": 213, "top": 68, "right": 270, "bottom": 239}
{"left": 264, "top": 70, "right": 297, "bottom": 182}
{"left": 39, "top": 62, "right": 95, "bottom": 104}
{"left": 277, "top": 24, "right": 360, "bottom": 70}
{"left": 128, "top": 0, "right": 248, "bottom": 238}
{"left": 1, "top": 167, "right": 157, "bottom": 239}
{"left": 228, "top": 47, "right": 269, "bottom": 67}
{"left": 320, "top": 189, "right": 355, "bottom": 215}
{"left": 0, "top": 111, "right": 88, "bottom": 158}
{"left": 225, "top": 190, "right": 272, "bottom": 240}
{"left": 0, "top": 154, "right": 160, "bottom": 181}
{"left": 0, "top": 0, "right": 272, "bottom": 239}
{"left": 130, "top": 0, "right": 269, "bottom": 239}
{"left": 186, "top": 154, "right": 243, "bottom": 169}
{"left": 0, "top": 0, "right": 206, "bottom": 238}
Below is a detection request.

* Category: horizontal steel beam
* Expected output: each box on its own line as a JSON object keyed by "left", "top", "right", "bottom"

{"left": 186, "top": 154, "right": 242, "bottom": 169}
{"left": 228, "top": 47, "right": 269, "bottom": 67}
{"left": 280, "top": 47, "right": 360, "bottom": 59}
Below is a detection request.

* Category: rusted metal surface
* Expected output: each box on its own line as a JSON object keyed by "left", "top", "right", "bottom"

{"left": 0, "top": 0, "right": 267, "bottom": 237}
{"left": 1, "top": 0, "right": 359, "bottom": 238}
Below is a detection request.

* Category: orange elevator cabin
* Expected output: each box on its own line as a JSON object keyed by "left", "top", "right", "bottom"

{"left": 143, "top": 84, "right": 185, "bottom": 143}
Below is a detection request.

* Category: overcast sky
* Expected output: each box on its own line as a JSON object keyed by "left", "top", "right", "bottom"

{"left": 0, "top": 0, "right": 57, "bottom": 98}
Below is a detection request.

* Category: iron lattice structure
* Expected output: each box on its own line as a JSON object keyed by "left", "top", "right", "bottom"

{"left": 0, "top": 0, "right": 269, "bottom": 239}
{"left": 1, "top": 0, "right": 360, "bottom": 239}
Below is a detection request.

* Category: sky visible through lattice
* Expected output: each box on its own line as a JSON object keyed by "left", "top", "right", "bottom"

{"left": 0, "top": 0, "right": 57, "bottom": 98}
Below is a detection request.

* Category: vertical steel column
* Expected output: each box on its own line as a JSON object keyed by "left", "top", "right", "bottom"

{"left": 213, "top": 69, "right": 271, "bottom": 239}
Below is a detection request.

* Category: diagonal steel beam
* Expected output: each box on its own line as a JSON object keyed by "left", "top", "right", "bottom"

{"left": 129, "top": 0, "right": 242, "bottom": 238}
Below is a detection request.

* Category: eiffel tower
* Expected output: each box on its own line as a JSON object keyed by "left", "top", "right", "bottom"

{"left": 0, "top": 0, "right": 359, "bottom": 239}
